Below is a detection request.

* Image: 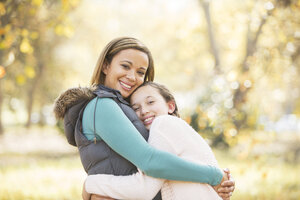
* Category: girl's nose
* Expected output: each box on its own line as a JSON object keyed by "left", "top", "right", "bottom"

{"left": 140, "top": 106, "right": 149, "bottom": 116}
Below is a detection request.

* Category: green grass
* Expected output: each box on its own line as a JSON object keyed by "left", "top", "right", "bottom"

{"left": 0, "top": 127, "right": 299, "bottom": 200}
{"left": 215, "top": 149, "right": 300, "bottom": 200}
{"left": 0, "top": 153, "right": 85, "bottom": 200}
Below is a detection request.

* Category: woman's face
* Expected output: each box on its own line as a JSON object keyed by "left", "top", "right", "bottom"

{"left": 103, "top": 49, "right": 149, "bottom": 98}
{"left": 130, "top": 85, "right": 175, "bottom": 130}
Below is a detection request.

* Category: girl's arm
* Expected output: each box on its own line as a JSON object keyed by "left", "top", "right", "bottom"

{"left": 83, "top": 98, "right": 223, "bottom": 186}
{"left": 85, "top": 169, "right": 163, "bottom": 200}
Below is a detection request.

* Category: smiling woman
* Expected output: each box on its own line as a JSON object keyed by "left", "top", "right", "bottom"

{"left": 54, "top": 37, "right": 230, "bottom": 200}
{"left": 102, "top": 49, "right": 149, "bottom": 98}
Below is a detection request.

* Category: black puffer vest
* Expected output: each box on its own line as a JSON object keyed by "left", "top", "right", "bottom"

{"left": 76, "top": 85, "right": 150, "bottom": 175}
{"left": 57, "top": 85, "right": 161, "bottom": 200}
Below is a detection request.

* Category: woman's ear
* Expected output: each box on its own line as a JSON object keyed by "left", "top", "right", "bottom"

{"left": 102, "top": 62, "right": 109, "bottom": 75}
{"left": 167, "top": 101, "right": 176, "bottom": 115}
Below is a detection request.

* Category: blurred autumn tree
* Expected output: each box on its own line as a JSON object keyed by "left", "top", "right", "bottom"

{"left": 0, "top": 0, "right": 80, "bottom": 134}
{"left": 188, "top": 0, "right": 300, "bottom": 148}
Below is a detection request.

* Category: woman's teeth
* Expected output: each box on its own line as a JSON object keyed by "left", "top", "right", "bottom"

{"left": 120, "top": 81, "right": 132, "bottom": 89}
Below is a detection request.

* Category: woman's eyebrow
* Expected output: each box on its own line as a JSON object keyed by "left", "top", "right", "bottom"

{"left": 121, "top": 60, "right": 132, "bottom": 65}
{"left": 121, "top": 60, "right": 147, "bottom": 70}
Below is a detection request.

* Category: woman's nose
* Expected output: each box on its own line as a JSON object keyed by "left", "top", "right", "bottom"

{"left": 126, "top": 70, "right": 136, "bottom": 81}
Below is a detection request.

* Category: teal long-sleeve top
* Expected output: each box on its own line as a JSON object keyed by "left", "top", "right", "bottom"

{"left": 82, "top": 97, "right": 223, "bottom": 186}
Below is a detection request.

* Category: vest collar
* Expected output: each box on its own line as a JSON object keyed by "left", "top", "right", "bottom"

{"left": 93, "top": 85, "right": 130, "bottom": 105}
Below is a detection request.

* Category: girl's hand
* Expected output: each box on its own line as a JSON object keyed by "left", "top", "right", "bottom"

{"left": 216, "top": 168, "right": 235, "bottom": 200}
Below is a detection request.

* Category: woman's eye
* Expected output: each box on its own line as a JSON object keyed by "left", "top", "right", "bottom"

{"left": 122, "top": 64, "right": 129, "bottom": 69}
{"left": 137, "top": 71, "right": 145, "bottom": 76}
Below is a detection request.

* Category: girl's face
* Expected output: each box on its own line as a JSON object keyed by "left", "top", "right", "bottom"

{"left": 130, "top": 85, "right": 175, "bottom": 130}
{"left": 103, "top": 49, "right": 149, "bottom": 98}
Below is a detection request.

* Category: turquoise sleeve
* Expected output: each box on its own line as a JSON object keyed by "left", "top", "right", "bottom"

{"left": 82, "top": 98, "right": 223, "bottom": 186}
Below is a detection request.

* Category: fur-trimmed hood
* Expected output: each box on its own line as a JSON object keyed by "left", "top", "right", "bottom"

{"left": 53, "top": 86, "right": 96, "bottom": 120}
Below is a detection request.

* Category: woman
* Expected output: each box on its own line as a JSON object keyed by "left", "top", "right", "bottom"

{"left": 83, "top": 82, "right": 234, "bottom": 200}
{"left": 53, "top": 37, "right": 234, "bottom": 200}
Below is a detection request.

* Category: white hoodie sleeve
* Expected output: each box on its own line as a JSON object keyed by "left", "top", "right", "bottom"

{"left": 85, "top": 169, "right": 164, "bottom": 200}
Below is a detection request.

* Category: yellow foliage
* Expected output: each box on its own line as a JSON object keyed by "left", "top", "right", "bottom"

{"left": 16, "top": 75, "right": 26, "bottom": 85}
{"left": 29, "top": 7, "right": 37, "bottom": 16}
{"left": 0, "top": 28, "right": 5, "bottom": 35}
{"left": 62, "top": 0, "right": 70, "bottom": 11}
{"left": 62, "top": 0, "right": 80, "bottom": 11}
{"left": 0, "top": 2, "right": 6, "bottom": 16}
{"left": 63, "top": 25, "right": 74, "bottom": 38}
{"left": 198, "top": 118, "right": 207, "bottom": 129}
{"left": 261, "top": 171, "right": 268, "bottom": 180}
{"left": 32, "top": 0, "right": 43, "bottom": 7}
{"left": 0, "top": 34, "right": 14, "bottom": 49}
{"left": 20, "top": 38, "right": 34, "bottom": 54}
{"left": 0, "top": 65, "right": 6, "bottom": 78}
{"left": 278, "top": 31, "right": 287, "bottom": 43}
{"left": 30, "top": 32, "right": 39, "bottom": 40}
{"left": 5, "top": 24, "right": 11, "bottom": 32}
{"left": 184, "top": 116, "right": 191, "bottom": 124}
{"left": 55, "top": 24, "right": 74, "bottom": 38}
{"left": 21, "top": 29, "right": 29, "bottom": 37}
{"left": 55, "top": 25, "right": 64, "bottom": 36}
{"left": 25, "top": 66, "right": 36, "bottom": 79}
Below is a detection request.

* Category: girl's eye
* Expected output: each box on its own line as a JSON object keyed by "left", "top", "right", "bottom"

{"left": 133, "top": 107, "right": 140, "bottom": 112}
{"left": 148, "top": 100, "right": 154, "bottom": 105}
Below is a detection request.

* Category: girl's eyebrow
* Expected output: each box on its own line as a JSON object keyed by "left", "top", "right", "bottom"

{"left": 131, "top": 96, "right": 154, "bottom": 106}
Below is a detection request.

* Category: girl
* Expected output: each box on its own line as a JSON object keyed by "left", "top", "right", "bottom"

{"left": 54, "top": 37, "right": 234, "bottom": 200}
{"left": 83, "top": 82, "right": 234, "bottom": 200}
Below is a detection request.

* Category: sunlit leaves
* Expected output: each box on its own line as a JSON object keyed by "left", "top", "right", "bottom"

{"left": 20, "top": 38, "right": 34, "bottom": 54}
{"left": 54, "top": 24, "right": 74, "bottom": 37}
{"left": 62, "top": 0, "right": 80, "bottom": 12}
{"left": 25, "top": 66, "right": 36, "bottom": 78}
{"left": 16, "top": 74, "right": 26, "bottom": 85}
{"left": 0, "top": 2, "right": 5, "bottom": 16}
{"left": 0, "top": 66, "right": 6, "bottom": 78}
{"left": 32, "top": 0, "right": 43, "bottom": 7}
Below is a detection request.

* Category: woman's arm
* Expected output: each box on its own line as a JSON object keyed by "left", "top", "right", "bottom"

{"left": 83, "top": 98, "right": 223, "bottom": 186}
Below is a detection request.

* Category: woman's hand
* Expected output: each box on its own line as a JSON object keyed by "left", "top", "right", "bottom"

{"left": 215, "top": 168, "right": 235, "bottom": 200}
{"left": 213, "top": 169, "right": 229, "bottom": 193}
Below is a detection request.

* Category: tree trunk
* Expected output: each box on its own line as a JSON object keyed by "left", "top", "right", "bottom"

{"left": 0, "top": 80, "right": 3, "bottom": 135}
{"left": 25, "top": 37, "right": 45, "bottom": 128}
{"left": 201, "top": 0, "right": 221, "bottom": 73}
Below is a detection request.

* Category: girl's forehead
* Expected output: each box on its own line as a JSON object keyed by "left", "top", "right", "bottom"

{"left": 136, "top": 85, "right": 158, "bottom": 95}
{"left": 131, "top": 85, "right": 157, "bottom": 101}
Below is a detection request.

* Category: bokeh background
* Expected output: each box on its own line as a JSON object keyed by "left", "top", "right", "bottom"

{"left": 1, "top": 0, "right": 300, "bottom": 199}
